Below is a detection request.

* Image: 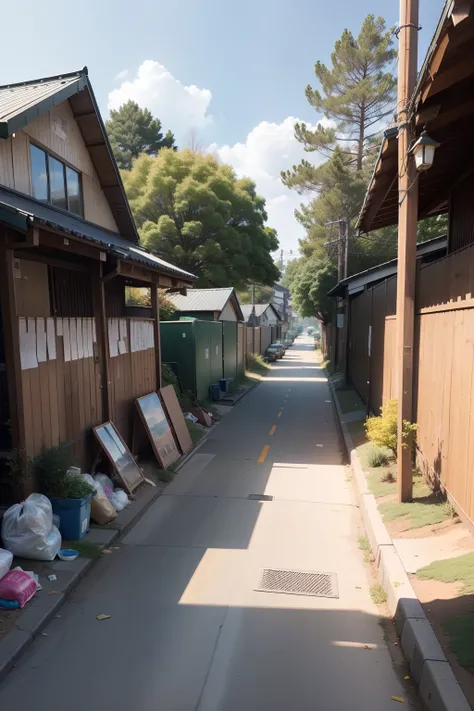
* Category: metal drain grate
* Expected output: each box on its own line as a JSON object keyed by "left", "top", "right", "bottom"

{"left": 256, "top": 568, "right": 339, "bottom": 598}
{"left": 248, "top": 494, "right": 274, "bottom": 501}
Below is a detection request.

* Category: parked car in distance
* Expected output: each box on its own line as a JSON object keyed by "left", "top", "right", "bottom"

{"left": 284, "top": 338, "right": 293, "bottom": 348}
{"left": 271, "top": 341, "right": 285, "bottom": 358}
{"left": 265, "top": 344, "right": 281, "bottom": 362}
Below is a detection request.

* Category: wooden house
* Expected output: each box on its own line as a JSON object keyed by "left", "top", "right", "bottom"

{"left": 336, "top": 1, "right": 474, "bottom": 526}
{"left": 0, "top": 68, "right": 195, "bottom": 503}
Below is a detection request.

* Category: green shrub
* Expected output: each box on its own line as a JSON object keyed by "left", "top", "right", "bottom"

{"left": 162, "top": 363, "right": 181, "bottom": 393}
{"left": 32, "top": 445, "right": 95, "bottom": 499}
{"left": 365, "top": 399, "right": 417, "bottom": 458}
{"left": 367, "top": 446, "right": 390, "bottom": 468}
{"left": 246, "top": 352, "right": 270, "bottom": 373}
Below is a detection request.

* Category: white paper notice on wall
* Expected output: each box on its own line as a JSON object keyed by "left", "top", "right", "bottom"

{"left": 119, "top": 319, "right": 128, "bottom": 353}
{"left": 56, "top": 318, "right": 63, "bottom": 337}
{"left": 204, "top": 348, "right": 209, "bottom": 360}
{"left": 92, "top": 319, "right": 97, "bottom": 343}
{"left": 76, "top": 319, "right": 84, "bottom": 359}
{"left": 70, "top": 319, "right": 78, "bottom": 361}
{"left": 84, "top": 319, "right": 92, "bottom": 358}
{"left": 36, "top": 317, "right": 47, "bottom": 363}
{"left": 63, "top": 319, "right": 71, "bottom": 362}
{"left": 46, "top": 318, "right": 57, "bottom": 360}
{"left": 19, "top": 317, "right": 38, "bottom": 370}
{"left": 108, "top": 319, "right": 119, "bottom": 358}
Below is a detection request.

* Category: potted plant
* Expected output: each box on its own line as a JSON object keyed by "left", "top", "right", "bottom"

{"left": 32, "top": 446, "right": 95, "bottom": 541}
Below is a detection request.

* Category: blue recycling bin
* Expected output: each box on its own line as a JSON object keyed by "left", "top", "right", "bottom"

{"left": 50, "top": 494, "right": 92, "bottom": 541}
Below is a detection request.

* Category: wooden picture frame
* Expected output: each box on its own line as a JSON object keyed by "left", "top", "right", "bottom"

{"left": 159, "top": 385, "right": 193, "bottom": 454}
{"left": 93, "top": 421, "right": 144, "bottom": 494}
{"left": 135, "top": 392, "right": 180, "bottom": 469}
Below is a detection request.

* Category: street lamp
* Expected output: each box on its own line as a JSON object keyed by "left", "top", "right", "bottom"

{"left": 411, "top": 130, "right": 440, "bottom": 172}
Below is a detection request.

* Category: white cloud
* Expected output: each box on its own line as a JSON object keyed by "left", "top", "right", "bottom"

{"left": 211, "top": 117, "right": 330, "bottom": 254}
{"left": 108, "top": 60, "right": 212, "bottom": 140}
{"left": 115, "top": 69, "right": 129, "bottom": 81}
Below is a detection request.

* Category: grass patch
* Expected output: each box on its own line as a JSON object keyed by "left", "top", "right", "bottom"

{"left": 366, "top": 470, "right": 398, "bottom": 498}
{"left": 63, "top": 540, "right": 102, "bottom": 560}
{"left": 367, "top": 446, "right": 390, "bottom": 468}
{"left": 358, "top": 536, "right": 373, "bottom": 563}
{"left": 335, "top": 386, "right": 365, "bottom": 414}
{"left": 378, "top": 498, "right": 450, "bottom": 528}
{"left": 157, "top": 468, "right": 174, "bottom": 483}
{"left": 370, "top": 584, "right": 387, "bottom": 605}
{"left": 186, "top": 420, "right": 206, "bottom": 446}
{"left": 417, "top": 553, "right": 474, "bottom": 594}
{"left": 246, "top": 352, "right": 270, "bottom": 374}
{"left": 444, "top": 611, "right": 474, "bottom": 668}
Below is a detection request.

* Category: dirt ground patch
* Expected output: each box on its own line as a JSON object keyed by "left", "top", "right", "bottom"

{"left": 411, "top": 576, "right": 474, "bottom": 708}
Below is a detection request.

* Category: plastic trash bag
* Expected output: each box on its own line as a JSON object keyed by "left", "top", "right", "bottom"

{"left": 94, "top": 473, "right": 114, "bottom": 493}
{"left": 109, "top": 489, "right": 129, "bottom": 512}
{"left": 1, "top": 494, "right": 62, "bottom": 561}
{"left": 82, "top": 474, "right": 116, "bottom": 524}
{"left": 0, "top": 548, "right": 13, "bottom": 580}
{"left": 0, "top": 569, "right": 38, "bottom": 608}
{"left": 184, "top": 412, "right": 199, "bottom": 423}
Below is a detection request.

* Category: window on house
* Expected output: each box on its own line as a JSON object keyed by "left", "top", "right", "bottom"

{"left": 30, "top": 144, "right": 83, "bottom": 217}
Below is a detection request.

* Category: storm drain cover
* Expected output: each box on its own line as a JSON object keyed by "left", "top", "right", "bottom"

{"left": 248, "top": 494, "right": 274, "bottom": 501}
{"left": 256, "top": 568, "right": 339, "bottom": 598}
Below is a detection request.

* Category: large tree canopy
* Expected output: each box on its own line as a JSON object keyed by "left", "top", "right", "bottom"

{"left": 285, "top": 257, "right": 337, "bottom": 324}
{"left": 106, "top": 100, "right": 176, "bottom": 170}
{"left": 123, "top": 149, "right": 280, "bottom": 288}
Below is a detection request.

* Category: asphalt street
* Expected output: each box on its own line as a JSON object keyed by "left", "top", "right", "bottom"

{"left": 0, "top": 336, "right": 418, "bottom": 710}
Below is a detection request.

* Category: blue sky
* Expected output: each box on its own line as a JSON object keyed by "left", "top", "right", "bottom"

{"left": 0, "top": 0, "right": 445, "bottom": 252}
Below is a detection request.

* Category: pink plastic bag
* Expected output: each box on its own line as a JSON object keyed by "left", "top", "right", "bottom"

{"left": 0, "top": 570, "right": 38, "bottom": 608}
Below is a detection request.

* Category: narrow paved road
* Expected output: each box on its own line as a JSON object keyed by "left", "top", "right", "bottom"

{"left": 0, "top": 337, "right": 417, "bottom": 710}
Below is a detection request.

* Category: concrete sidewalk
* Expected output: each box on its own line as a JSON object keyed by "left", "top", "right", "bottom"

{"left": 0, "top": 337, "right": 419, "bottom": 710}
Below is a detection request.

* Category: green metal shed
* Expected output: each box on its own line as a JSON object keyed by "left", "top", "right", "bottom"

{"left": 222, "top": 322, "right": 238, "bottom": 379}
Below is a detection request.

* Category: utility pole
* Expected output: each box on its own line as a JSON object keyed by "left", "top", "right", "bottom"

{"left": 337, "top": 221, "right": 344, "bottom": 282}
{"left": 344, "top": 218, "right": 349, "bottom": 280}
{"left": 396, "top": 0, "right": 419, "bottom": 502}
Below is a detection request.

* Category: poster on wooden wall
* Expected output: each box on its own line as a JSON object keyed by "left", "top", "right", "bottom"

{"left": 94, "top": 422, "right": 144, "bottom": 493}
{"left": 159, "top": 385, "right": 193, "bottom": 454}
{"left": 135, "top": 393, "right": 180, "bottom": 469}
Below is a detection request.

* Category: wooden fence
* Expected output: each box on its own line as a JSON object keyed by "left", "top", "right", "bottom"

{"left": 347, "top": 242, "right": 474, "bottom": 525}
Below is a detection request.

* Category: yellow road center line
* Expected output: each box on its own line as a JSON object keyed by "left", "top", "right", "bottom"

{"left": 269, "top": 425, "right": 277, "bottom": 436}
{"left": 257, "top": 445, "right": 270, "bottom": 463}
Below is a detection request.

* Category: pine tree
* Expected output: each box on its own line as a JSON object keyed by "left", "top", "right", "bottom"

{"left": 106, "top": 100, "right": 176, "bottom": 170}
{"left": 282, "top": 15, "right": 396, "bottom": 193}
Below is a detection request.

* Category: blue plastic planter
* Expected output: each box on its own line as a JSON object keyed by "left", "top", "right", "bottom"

{"left": 49, "top": 495, "right": 92, "bottom": 541}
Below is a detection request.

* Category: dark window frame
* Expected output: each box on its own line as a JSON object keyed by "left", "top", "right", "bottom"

{"left": 29, "top": 142, "right": 84, "bottom": 218}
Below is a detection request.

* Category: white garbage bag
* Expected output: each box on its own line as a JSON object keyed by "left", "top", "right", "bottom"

{"left": 109, "top": 489, "right": 129, "bottom": 512}
{"left": 0, "top": 548, "right": 13, "bottom": 579}
{"left": 1, "top": 494, "right": 61, "bottom": 561}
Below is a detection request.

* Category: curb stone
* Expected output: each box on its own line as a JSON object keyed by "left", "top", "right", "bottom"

{"left": 325, "top": 370, "right": 471, "bottom": 711}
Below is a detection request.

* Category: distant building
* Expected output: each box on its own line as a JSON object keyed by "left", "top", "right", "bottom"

{"left": 272, "top": 284, "right": 290, "bottom": 323}
{"left": 167, "top": 288, "right": 244, "bottom": 322}
{"left": 241, "top": 303, "right": 281, "bottom": 326}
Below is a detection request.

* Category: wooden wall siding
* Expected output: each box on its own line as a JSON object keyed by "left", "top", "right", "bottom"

{"left": 0, "top": 102, "right": 119, "bottom": 234}
{"left": 417, "top": 242, "right": 474, "bottom": 311}
{"left": 14, "top": 259, "right": 51, "bottom": 317}
{"left": 347, "top": 243, "right": 474, "bottom": 526}
{"left": 348, "top": 290, "right": 371, "bottom": 403}
{"left": 50, "top": 267, "right": 93, "bottom": 317}
{"left": 19, "top": 317, "right": 102, "bottom": 474}
{"left": 105, "top": 278, "right": 126, "bottom": 317}
{"left": 449, "top": 173, "right": 474, "bottom": 254}
{"left": 107, "top": 318, "right": 156, "bottom": 445}
{"left": 246, "top": 326, "right": 254, "bottom": 354}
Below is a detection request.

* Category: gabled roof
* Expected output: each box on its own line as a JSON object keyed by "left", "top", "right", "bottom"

{"left": 357, "top": 2, "right": 474, "bottom": 233}
{"left": 329, "top": 235, "right": 447, "bottom": 297}
{"left": 0, "top": 68, "right": 138, "bottom": 241}
{"left": 241, "top": 303, "right": 281, "bottom": 321}
{"left": 168, "top": 288, "right": 244, "bottom": 319}
{"left": 0, "top": 185, "right": 195, "bottom": 282}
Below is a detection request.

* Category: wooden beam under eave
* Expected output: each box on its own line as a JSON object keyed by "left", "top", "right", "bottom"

{"left": 422, "top": 55, "right": 474, "bottom": 102}
{"left": 426, "top": 96, "right": 474, "bottom": 131}
{"left": 38, "top": 227, "right": 107, "bottom": 262}
{"left": 0, "top": 243, "right": 28, "bottom": 497}
{"left": 451, "top": 0, "right": 471, "bottom": 26}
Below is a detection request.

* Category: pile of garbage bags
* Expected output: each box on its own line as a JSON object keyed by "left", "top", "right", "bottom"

{"left": 1, "top": 493, "right": 61, "bottom": 561}
{"left": 81, "top": 473, "right": 130, "bottom": 524}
